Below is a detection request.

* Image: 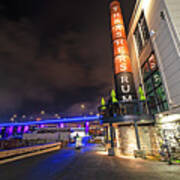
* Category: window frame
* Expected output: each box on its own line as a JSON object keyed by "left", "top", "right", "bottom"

{"left": 141, "top": 52, "right": 169, "bottom": 114}
{"left": 134, "top": 11, "right": 150, "bottom": 55}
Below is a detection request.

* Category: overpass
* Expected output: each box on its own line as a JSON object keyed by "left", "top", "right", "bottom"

{"left": 0, "top": 115, "right": 100, "bottom": 139}
{"left": 0, "top": 115, "right": 100, "bottom": 127}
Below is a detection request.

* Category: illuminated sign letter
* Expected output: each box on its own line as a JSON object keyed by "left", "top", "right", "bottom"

{"left": 122, "top": 95, "right": 133, "bottom": 101}
{"left": 121, "top": 85, "right": 131, "bottom": 93}
{"left": 109, "top": 0, "right": 136, "bottom": 101}
{"left": 121, "top": 76, "right": 129, "bottom": 83}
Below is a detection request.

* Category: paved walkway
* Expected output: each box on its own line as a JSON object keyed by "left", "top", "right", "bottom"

{"left": 0, "top": 144, "right": 180, "bottom": 180}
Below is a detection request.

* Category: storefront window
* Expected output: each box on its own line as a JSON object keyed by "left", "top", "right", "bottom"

{"left": 163, "top": 102, "right": 169, "bottom": 111}
{"left": 156, "top": 86, "right": 166, "bottom": 102}
{"left": 147, "top": 92, "right": 158, "bottom": 114}
{"left": 153, "top": 71, "right": 162, "bottom": 87}
{"left": 144, "top": 78, "right": 153, "bottom": 93}
{"left": 142, "top": 63, "right": 150, "bottom": 79}
{"left": 141, "top": 53, "right": 169, "bottom": 115}
{"left": 148, "top": 54, "right": 157, "bottom": 72}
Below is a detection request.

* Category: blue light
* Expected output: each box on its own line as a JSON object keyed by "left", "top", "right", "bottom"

{"left": 0, "top": 115, "right": 100, "bottom": 127}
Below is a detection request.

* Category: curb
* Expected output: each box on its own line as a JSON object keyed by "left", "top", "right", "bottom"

{"left": 0, "top": 142, "right": 61, "bottom": 165}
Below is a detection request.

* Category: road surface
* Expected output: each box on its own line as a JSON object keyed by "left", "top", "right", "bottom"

{"left": 0, "top": 143, "right": 180, "bottom": 180}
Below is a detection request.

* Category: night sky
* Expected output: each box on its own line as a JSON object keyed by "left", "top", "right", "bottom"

{"left": 0, "top": 0, "right": 136, "bottom": 120}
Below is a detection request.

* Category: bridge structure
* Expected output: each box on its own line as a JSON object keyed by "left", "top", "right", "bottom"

{"left": 0, "top": 115, "right": 100, "bottom": 139}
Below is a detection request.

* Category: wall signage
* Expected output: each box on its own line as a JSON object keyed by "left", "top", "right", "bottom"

{"left": 110, "top": 0, "right": 136, "bottom": 101}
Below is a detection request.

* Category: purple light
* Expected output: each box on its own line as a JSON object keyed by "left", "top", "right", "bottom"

{"left": 60, "top": 123, "right": 64, "bottom": 128}
{"left": 17, "top": 126, "right": 22, "bottom": 133}
{"left": 5, "top": 127, "right": 13, "bottom": 136}
{"left": 0, "top": 127, "right": 2, "bottom": 134}
{"left": 78, "top": 124, "right": 81, "bottom": 128}
{"left": 24, "top": 125, "right": 29, "bottom": 133}
{"left": 40, "top": 124, "right": 45, "bottom": 128}
{"left": 85, "top": 122, "right": 89, "bottom": 134}
{"left": 9, "top": 126, "right": 14, "bottom": 135}
{"left": 86, "top": 122, "right": 89, "bottom": 127}
{"left": 5, "top": 127, "right": 9, "bottom": 135}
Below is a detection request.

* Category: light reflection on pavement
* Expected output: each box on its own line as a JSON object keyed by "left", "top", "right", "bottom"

{"left": 0, "top": 143, "right": 180, "bottom": 180}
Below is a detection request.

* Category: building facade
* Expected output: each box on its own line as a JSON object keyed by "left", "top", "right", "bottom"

{"left": 127, "top": 0, "right": 180, "bottom": 149}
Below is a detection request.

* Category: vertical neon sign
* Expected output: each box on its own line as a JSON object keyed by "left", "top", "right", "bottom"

{"left": 109, "top": 0, "right": 136, "bottom": 101}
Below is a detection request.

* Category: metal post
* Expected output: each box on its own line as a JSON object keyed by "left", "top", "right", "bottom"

{"left": 110, "top": 122, "right": 114, "bottom": 148}
{"left": 134, "top": 120, "right": 141, "bottom": 150}
{"left": 108, "top": 122, "right": 115, "bottom": 156}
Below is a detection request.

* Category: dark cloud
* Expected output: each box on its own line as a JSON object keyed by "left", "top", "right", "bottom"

{"left": 0, "top": 0, "right": 136, "bottom": 121}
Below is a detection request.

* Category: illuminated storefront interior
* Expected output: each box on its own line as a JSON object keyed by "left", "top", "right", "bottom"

{"left": 142, "top": 53, "right": 169, "bottom": 114}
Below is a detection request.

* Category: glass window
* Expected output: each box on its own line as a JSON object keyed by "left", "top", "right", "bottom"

{"left": 145, "top": 78, "right": 153, "bottom": 93}
{"left": 140, "top": 17, "right": 150, "bottom": 44}
{"left": 148, "top": 54, "right": 157, "bottom": 72}
{"left": 147, "top": 92, "right": 158, "bottom": 114}
{"left": 142, "top": 63, "right": 151, "bottom": 79}
{"left": 156, "top": 86, "right": 167, "bottom": 102}
{"left": 141, "top": 52, "right": 169, "bottom": 115}
{"left": 163, "top": 102, "right": 169, "bottom": 111}
{"left": 153, "top": 71, "right": 162, "bottom": 87}
{"left": 134, "top": 12, "right": 150, "bottom": 55}
{"left": 134, "top": 26, "right": 143, "bottom": 54}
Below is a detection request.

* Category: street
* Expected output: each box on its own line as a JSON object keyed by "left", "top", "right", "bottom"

{"left": 0, "top": 143, "right": 180, "bottom": 180}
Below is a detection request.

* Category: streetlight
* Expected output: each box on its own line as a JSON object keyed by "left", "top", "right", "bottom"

{"left": 36, "top": 117, "right": 41, "bottom": 121}
{"left": 54, "top": 113, "right": 59, "bottom": 118}
{"left": 81, "top": 104, "right": 85, "bottom": 110}
{"left": 81, "top": 104, "right": 85, "bottom": 116}
{"left": 22, "top": 115, "right": 26, "bottom": 119}
{"left": 10, "top": 117, "right": 14, "bottom": 122}
{"left": 89, "top": 112, "right": 93, "bottom": 115}
{"left": 41, "top": 110, "right": 45, "bottom": 115}
{"left": 13, "top": 114, "right": 17, "bottom": 118}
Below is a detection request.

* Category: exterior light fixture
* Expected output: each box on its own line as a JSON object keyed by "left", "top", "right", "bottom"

{"left": 150, "top": 30, "right": 156, "bottom": 37}
{"left": 159, "top": 114, "right": 163, "bottom": 118}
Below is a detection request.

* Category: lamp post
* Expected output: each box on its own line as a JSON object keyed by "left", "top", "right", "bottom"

{"left": 100, "top": 94, "right": 116, "bottom": 156}
{"left": 134, "top": 120, "right": 141, "bottom": 150}
{"left": 109, "top": 121, "right": 115, "bottom": 156}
